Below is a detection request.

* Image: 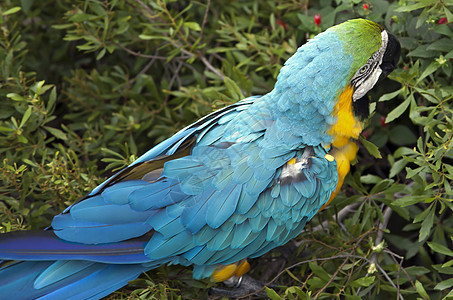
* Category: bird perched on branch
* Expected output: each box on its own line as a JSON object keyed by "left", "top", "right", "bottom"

{"left": 0, "top": 18, "right": 400, "bottom": 299}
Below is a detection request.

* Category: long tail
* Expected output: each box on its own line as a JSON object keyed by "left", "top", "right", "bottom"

{"left": 0, "top": 230, "right": 151, "bottom": 299}
{"left": 0, "top": 260, "right": 146, "bottom": 299}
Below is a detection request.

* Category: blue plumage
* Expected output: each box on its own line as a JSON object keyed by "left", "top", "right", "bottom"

{"left": 206, "top": 184, "right": 241, "bottom": 228}
{"left": 34, "top": 261, "right": 95, "bottom": 289}
{"left": 0, "top": 19, "right": 396, "bottom": 299}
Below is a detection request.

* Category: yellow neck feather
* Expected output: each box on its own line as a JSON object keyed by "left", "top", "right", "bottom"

{"left": 320, "top": 85, "right": 365, "bottom": 210}
{"left": 328, "top": 85, "right": 364, "bottom": 148}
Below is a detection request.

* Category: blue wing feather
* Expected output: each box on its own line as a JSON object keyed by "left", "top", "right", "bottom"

{"left": 101, "top": 180, "right": 149, "bottom": 204}
{"left": 69, "top": 199, "right": 151, "bottom": 224}
{"left": 206, "top": 229, "right": 234, "bottom": 251}
{"left": 206, "top": 184, "right": 241, "bottom": 229}
{"left": 128, "top": 179, "right": 186, "bottom": 211}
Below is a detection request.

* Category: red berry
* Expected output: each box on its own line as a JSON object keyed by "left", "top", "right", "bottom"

{"left": 276, "top": 19, "right": 287, "bottom": 30}
{"left": 363, "top": 3, "right": 369, "bottom": 9}
{"left": 438, "top": 17, "right": 448, "bottom": 25}
{"left": 314, "top": 14, "right": 321, "bottom": 26}
{"left": 380, "top": 116, "right": 387, "bottom": 127}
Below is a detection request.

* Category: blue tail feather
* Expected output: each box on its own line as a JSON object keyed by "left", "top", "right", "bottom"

{"left": 34, "top": 261, "right": 95, "bottom": 289}
{"left": 0, "top": 261, "right": 147, "bottom": 300}
{"left": 0, "top": 231, "right": 150, "bottom": 264}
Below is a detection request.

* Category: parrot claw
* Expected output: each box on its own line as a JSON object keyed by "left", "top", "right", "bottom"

{"left": 210, "top": 275, "right": 267, "bottom": 298}
{"left": 223, "top": 275, "right": 243, "bottom": 288}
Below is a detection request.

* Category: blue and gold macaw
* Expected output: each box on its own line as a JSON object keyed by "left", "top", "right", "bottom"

{"left": 0, "top": 19, "right": 400, "bottom": 299}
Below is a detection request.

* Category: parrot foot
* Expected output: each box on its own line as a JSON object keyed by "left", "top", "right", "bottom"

{"left": 210, "top": 275, "right": 267, "bottom": 298}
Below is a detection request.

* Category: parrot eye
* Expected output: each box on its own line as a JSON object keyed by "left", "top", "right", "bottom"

{"left": 358, "top": 64, "right": 370, "bottom": 74}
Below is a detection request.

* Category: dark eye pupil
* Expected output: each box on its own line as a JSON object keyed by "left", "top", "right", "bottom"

{"left": 360, "top": 65, "right": 369, "bottom": 73}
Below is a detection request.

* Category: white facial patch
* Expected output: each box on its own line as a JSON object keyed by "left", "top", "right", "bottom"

{"left": 351, "top": 31, "right": 389, "bottom": 101}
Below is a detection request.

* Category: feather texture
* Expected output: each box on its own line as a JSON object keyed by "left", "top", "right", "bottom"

{"left": 0, "top": 19, "right": 398, "bottom": 300}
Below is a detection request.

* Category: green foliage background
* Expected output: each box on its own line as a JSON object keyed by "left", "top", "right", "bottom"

{"left": 1, "top": 0, "right": 452, "bottom": 299}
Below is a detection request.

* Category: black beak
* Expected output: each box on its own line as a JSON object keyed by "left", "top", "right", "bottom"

{"left": 380, "top": 32, "right": 401, "bottom": 78}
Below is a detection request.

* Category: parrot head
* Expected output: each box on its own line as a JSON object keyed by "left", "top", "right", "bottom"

{"left": 333, "top": 19, "right": 401, "bottom": 120}
{"left": 273, "top": 18, "right": 401, "bottom": 147}
{"left": 327, "top": 19, "right": 401, "bottom": 147}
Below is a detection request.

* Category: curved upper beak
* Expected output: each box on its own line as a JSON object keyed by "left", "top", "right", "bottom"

{"left": 379, "top": 32, "right": 401, "bottom": 78}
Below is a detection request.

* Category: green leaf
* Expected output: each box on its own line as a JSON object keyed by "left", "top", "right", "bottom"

{"left": 378, "top": 88, "right": 402, "bottom": 102}
{"left": 44, "top": 126, "right": 67, "bottom": 140}
{"left": 96, "top": 48, "right": 106, "bottom": 60}
{"left": 370, "top": 179, "right": 394, "bottom": 194}
{"left": 224, "top": 76, "right": 243, "bottom": 100}
{"left": 414, "top": 203, "right": 433, "bottom": 223}
{"left": 406, "top": 166, "right": 427, "bottom": 179}
{"left": 443, "top": 259, "right": 453, "bottom": 268}
{"left": 138, "top": 35, "right": 171, "bottom": 41}
{"left": 69, "top": 13, "right": 97, "bottom": 22}
{"left": 17, "top": 134, "right": 28, "bottom": 144}
{"left": 389, "top": 159, "right": 408, "bottom": 178}
{"left": 306, "top": 276, "right": 327, "bottom": 288}
{"left": 359, "top": 136, "right": 382, "bottom": 159}
{"left": 37, "top": 83, "right": 53, "bottom": 95}
{"left": 427, "top": 242, "right": 453, "bottom": 256}
{"left": 434, "top": 24, "right": 453, "bottom": 36}
{"left": 77, "top": 44, "right": 97, "bottom": 51}
{"left": 47, "top": 87, "right": 57, "bottom": 112}
{"left": 416, "top": 8, "right": 430, "bottom": 29}
{"left": 408, "top": 45, "right": 437, "bottom": 58}
{"left": 395, "top": 1, "right": 436, "bottom": 12}
{"left": 2, "top": 6, "right": 21, "bottom": 16}
{"left": 445, "top": 7, "right": 453, "bottom": 23}
{"left": 369, "top": 102, "right": 376, "bottom": 115}
{"left": 0, "top": 126, "right": 14, "bottom": 132}
{"left": 415, "top": 88, "right": 440, "bottom": 104}
{"left": 404, "top": 266, "right": 430, "bottom": 276}
{"left": 52, "top": 24, "right": 74, "bottom": 30}
{"left": 386, "top": 96, "right": 411, "bottom": 123}
{"left": 265, "top": 287, "right": 283, "bottom": 300}
{"left": 445, "top": 164, "right": 453, "bottom": 177}
{"left": 100, "top": 148, "right": 125, "bottom": 159}
{"left": 419, "top": 207, "right": 434, "bottom": 241}
{"left": 417, "top": 62, "right": 440, "bottom": 84}
{"left": 285, "top": 269, "right": 302, "bottom": 283}
{"left": 21, "top": 0, "right": 34, "bottom": 14}
{"left": 361, "top": 174, "right": 382, "bottom": 184}
{"left": 184, "top": 22, "right": 201, "bottom": 31}
{"left": 22, "top": 158, "right": 38, "bottom": 168}
{"left": 443, "top": 289, "right": 453, "bottom": 300}
{"left": 7, "top": 93, "right": 25, "bottom": 101}
{"left": 308, "top": 262, "right": 331, "bottom": 281}
{"left": 393, "top": 195, "right": 425, "bottom": 207}
{"left": 426, "top": 38, "right": 453, "bottom": 52}
{"left": 394, "top": 147, "right": 415, "bottom": 158}
{"left": 351, "top": 276, "right": 375, "bottom": 287}
{"left": 415, "top": 280, "right": 430, "bottom": 299}
{"left": 19, "top": 107, "right": 32, "bottom": 129}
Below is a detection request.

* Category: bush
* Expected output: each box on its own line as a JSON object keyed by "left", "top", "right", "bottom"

{"left": 1, "top": 0, "right": 452, "bottom": 299}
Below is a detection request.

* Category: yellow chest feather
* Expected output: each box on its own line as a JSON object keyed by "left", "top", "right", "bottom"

{"left": 328, "top": 85, "right": 364, "bottom": 148}
{"left": 320, "top": 141, "right": 358, "bottom": 210}
{"left": 320, "top": 85, "right": 365, "bottom": 210}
